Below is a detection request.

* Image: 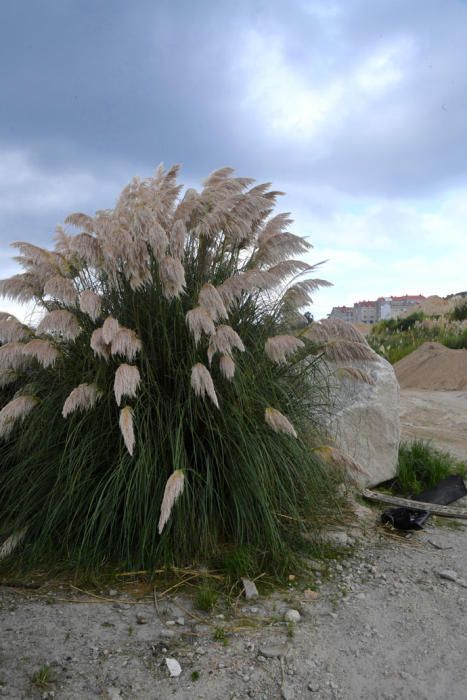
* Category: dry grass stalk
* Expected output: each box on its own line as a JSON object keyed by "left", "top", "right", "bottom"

{"left": 335, "top": 366, "right": 376, "bottom": 385}
{"left": 114, "top": 364, "right": 141, "bottom": 406}
{"left": 191, "top": 363, "right": 219, "bottom": 408}
{"left": 207, "top": 325, "right": 245, "bottom": 364}
{"left": 198, "top": 284, "right": 228, "bottom": 322}
{"left": 90, "top": 328, "right": 110, "bottom": 360}
{"left": 0, "top": 368, "right": 18, "bottom": 388}
{"left": 23, "top": 339, "right": 59, "bottom": 368}
{"left": 169, "top": 220, "right": 186, "bottom": 258}
{"left": 264, "top": 335, "right": 305, "bottom": 364}
{"left": 0, "top": 273, "right": 42, "bottom": 303}
{"left": 102, "top": 316, "right": 120, "bottom": 344}
{"left": 0, "top": 342, "right": 29, "bottom": 370}
{"left": 159, "top": 256, "right": 186, "bottom": 300}
{"left": 111, "top": 328, "right": 142, "bottom": 362}
{"left": 305, "top": 319, "right": 376, "bottom": 363}
{"left": 219, "top": 354, "right": 235, "bottom": 381}
{"left": 0, "top": 395, "right": 38, "bottom": 439}
{"left": 146, "top": 223, "right": 169, "bottom": 261}
{"left": 43, "top": 275, "right": 77, "bottom": 305}
{"left": 264, "top": 407, "right": 297, "bottom": 438}
{"left": 0, "top": 527, "right": 28, "bottom": 560}
{"left": 37, "top": 310, "right": 82, "bottom": 342}
{"left": 119, "top": 406, "right": 135, "bottom": 455}
{"left": 69, "top": 233, "right": 102, "bottom": 267}
{"left": 158, "top": 470, "right": 185, "bottom": 534}
{"left": 0, "top": 318, "right": 31, "bottom": 343}
{"left": 79, "top": 290, "right": 102, "bottom": 321}
{"left": 64, "top": 212, "right": 95, "bottom": 232}
{"left": 62, "top": 383, "right": 103, "bottom": 418}
{"left": 313, "top": 445, "right": 368, "bottom": 477}
{"left": 185, "top": 307, "right": 215, "bottom": 345}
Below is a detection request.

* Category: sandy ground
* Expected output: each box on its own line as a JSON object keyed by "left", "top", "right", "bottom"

{"left": 1, "top": 390, "right": 466, "bottom": 700}
{"left": 399, "top": 389, "right": 467, "bottom": 461}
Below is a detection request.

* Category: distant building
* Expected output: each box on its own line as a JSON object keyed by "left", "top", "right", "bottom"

{"left": 329, "top": 294, "right": 426, "bottom": 324}
{"left": 353, "top": 300, "right": 377, "bottom": 324}
{"left": 386, "top": 294, "right": 425, "bottom": 319}
{"left": 329, "top": 305, "right": 353, "bottom": 322}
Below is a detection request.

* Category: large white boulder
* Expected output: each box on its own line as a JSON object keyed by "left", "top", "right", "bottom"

{"left": 326, "top": 350, "right": 400, "bottom": 487}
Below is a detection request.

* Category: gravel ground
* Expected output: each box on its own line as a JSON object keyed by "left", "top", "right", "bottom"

{"left": 1, "top": 505, "right": 466, "bottom": 700}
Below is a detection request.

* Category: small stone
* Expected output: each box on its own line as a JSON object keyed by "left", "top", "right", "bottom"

{"left": 108, "top": 589, "right": 118, "bottom": 597}
{"left": 242, "top": 578, "right": 259, "bottom": 600}
{"left": 165, "top": 657, "right": 182, "bottom": 677}
{"left": 308, "top": 682, "right": 320, "bottom": 692}
{"left": 166, "top": 620, "right": 176, "bottom": 626}
{"left": 284, "top": 609, "right": 301, "bottom": 623}
{"left": 259, "top": 645, "right": 287, "bottom": 658}
{"left": 136, "top": 614, "right": 147, "bottom": 624}
{"left": 106, "top": 689, "right": 122, "bottom": 700}
{"left": 303, "top": 589, "right": 319, "bottom": 601}
{"left": 439, "top": 569, "right": 458, "bottom": 582}
{"left": 176, "top": 617, "right": 185, "bottom": 625}
{"left": 281, "top": 685, "right": 295, "bottom": 700}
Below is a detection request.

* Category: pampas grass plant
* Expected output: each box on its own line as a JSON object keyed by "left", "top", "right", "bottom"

{"left": 0, "top": 164, "right": 337, "bottom": 572}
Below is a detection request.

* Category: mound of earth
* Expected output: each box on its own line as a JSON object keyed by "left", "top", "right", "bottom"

{"left": 395, "top": 341, "right": 467, "bottom": 390}
{"left": 400, "top": 293, "right": 466, "bottom": 318}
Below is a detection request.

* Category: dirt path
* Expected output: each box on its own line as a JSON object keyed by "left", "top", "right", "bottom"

{"left": 1, "top": 390, "right": 466, "bottom": 699}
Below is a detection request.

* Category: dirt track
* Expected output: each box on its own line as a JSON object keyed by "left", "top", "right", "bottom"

{"left": 0, "top": 390, "right": 466, "bottom": 699}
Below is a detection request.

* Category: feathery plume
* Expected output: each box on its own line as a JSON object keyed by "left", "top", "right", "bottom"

{"left": 313, "top": 445, "right": 369, "bottom": 482}
{"left": 114, "top": 364, "right": 141, "bottom": 406}
{"left": 0, "top": 396, "right": 38, "bottom": 439}
{"left": 37, "top": 310, "right": 82, "bottom": 342}
{"left": 111, "top": 328, "right": 142, "bottom": 361}
{"left": 90, "top": 327, "right": 110, "bottom": 360}
{"left": 0, "top": 368, "right": 18, "bottom": 388}
{"left": 281, "top": 278, "right": 332, "bottom": 309}
{"left": 264, "top": 335, "right": 305, "bottom": 364}
{"left": 264, "top": 407, "right": 297, "bottom": 438}
{"left": 0, "top": 273, "right": 42, "bottom": 303}
{"left": 0, "top": 318, "right": 31, "bottom": 343}
{"left": 305, "top": 319, "right": 376, "bottom": 363}
{"left": 102, "top": 316, "right": 120, "bottom": 344}
{"left": 23, "top": 339, "right": 59, "bottom": 368}
{"left": 219, "top": 354, "right": 235, "bottom": 381}
{"left": 62, "top": 383, "right": 102, "bottom": 418}
{"left": 43, "top": 275, "right": 77, "bottom": 305}
{"left": 0, "top": 342, "right": 28, "bottom": 370}
{"left": 79, "top": 290, "right": 103, "bottom": 321}
{"left": 0, "top": 527, "right": 28, "bottom": 560}
{"left": 169, "top": 220, "right": 186, "bottom": 258}
{"left": 158, "top": 470, "right": 185, "bottom": 534}
{"left": 198, "top": 283, "right": 228, "bottom": 322}
{"left": 119, "top": 406, "right": 135, "bottom": 455}
{"left": 190, "top": 363, "right": 219, "bottom": 408}
{"left": 146, "top": 222, "right": 169, "bottom": 261}
{"left": 207, "top": 325, "right": 245, "bottom": 364}
{"left": 64, "top": 212, "right": 95, "bottom": 232}
{"left": 159, "top": 256, "right": 186, "bottom": 300}
{"left": 185, "top": 307, "right": 215, "bottom": 345}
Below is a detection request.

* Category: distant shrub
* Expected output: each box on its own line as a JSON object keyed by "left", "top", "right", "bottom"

{"left": 395, "top": 440, "right": 467, "bottom": 495}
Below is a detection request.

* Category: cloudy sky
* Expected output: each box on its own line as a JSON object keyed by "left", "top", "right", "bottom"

{"left": 1, "top": 0, "right": 467, "bottom": 320}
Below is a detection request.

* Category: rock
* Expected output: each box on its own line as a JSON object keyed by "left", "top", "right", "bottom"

{"left": 303, "top": 589, "right": 319, "bottom": 601}
{"left": 241, "top": 578, "right": 259, "bottom": 600}
{"left": 259, "top": 644, "right": 287, "bottom": 658}
{"left": 320, "top": 339, "right": 400, "bottom": 487}
{"left": 284, "top": 609, "right": 301, "bottom": 623}
{"left": 439, "top": 569, "right": 458, "bottom": 582}
{"left": 281, "top": 685, "right": 295, "bottom": 700}
{"left": 108, "top": 589, "right": 118, "bottom": 597}
{"left": 165, "top": 657, "right": 182, "bottom": 677}
{"left": 106, "top": 689, "right": 122, "bottom": 700}
{"left": 136, "top": 614, "right": 147, "bottom": 624}
{"left": 176, "top": 617, "right": 185, "bottom": 625}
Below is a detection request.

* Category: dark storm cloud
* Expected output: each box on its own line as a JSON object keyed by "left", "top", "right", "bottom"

{"left": 1, "top": 0, "right": 467, "bottom": 254}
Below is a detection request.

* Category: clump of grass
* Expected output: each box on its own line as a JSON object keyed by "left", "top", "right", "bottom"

{"left": 213, "top": 626, "right": 228, "bottom": 644}
{"left": 394, "top": 440, "right": 467, "bottom": 495}
{"left": 191, "top": 670, "right": 200, "bottom": 682}
{"left": 195, "top": 585, "right": 218, "bottom": 612}
{"left": 0, "top": 164, "right": 339, "bottom": 574}
{"left": 31, "top": 665, "right": 53, "bottom": 689}
{"left": 221, "top": 545, "right": 258, "bottom": 581}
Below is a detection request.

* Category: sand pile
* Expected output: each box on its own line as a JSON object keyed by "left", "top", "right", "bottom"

{"left": 395, "top": 341, "right": 467, "bottom": 390}
{"left": 400, "top": 294, "right": 467, "bottom": 318}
